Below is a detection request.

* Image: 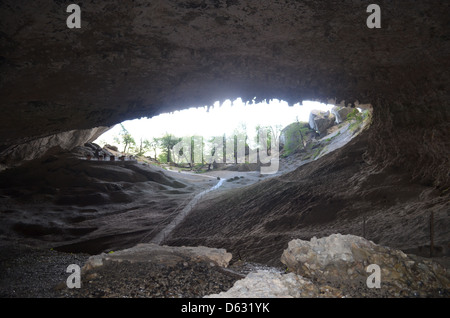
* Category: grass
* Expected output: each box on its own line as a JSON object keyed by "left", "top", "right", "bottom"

{"left": 313, "top": 146, "right": 325, "bottom": 159}
{"left": 347, "top": 109, "right": 371, "bottom": 132}
{"left": 324, "top": 130, "right": 341, "bottom": 142}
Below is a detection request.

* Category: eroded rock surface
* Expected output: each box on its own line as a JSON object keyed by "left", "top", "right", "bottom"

{"left": 61, "top": 244, "right": 237, "bottom": 298}
{"left": 83, "top": 243, "right": 233, "bottom": 271}
{"left": 0, "top": 127, "right": 110, "bottom": 168}
{"left": 331, "top": 106, "right": 355, "bottom": 124}
{"left": 281, "top": 234, "right": 450, "bottom": 297}
{"left": 205, "top": 271, "right": 322, "bottom": 298}
{"left": 0, "top": 147, "right": 220, "bottom": 254}
{"left": 309, "top": 110, "right": 335, "bottom": 135}
{"left": 207, "top": 234, "right": 450, "bottom": 298}
{"left": 0, "top": 1, "right": 449, "bottom": 299}
{"left": 0, "top": 1, "right": 448, "bottom": 187}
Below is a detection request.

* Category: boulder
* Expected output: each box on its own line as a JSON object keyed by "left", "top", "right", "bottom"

{"left": 104, "top": 144, "right": 119, "bottom": 152}
{"left": 83, "top": 243, "right": 233, "bottom": 272}
{"left": 0, "top": 126, "right": 111, "bottom": 166}
{"left": 279, "top": 122, "right": 310, "bottom": 153}
{"left": 308, "top": 110, "right": 336, "bottom": 134}
{"left": 205, "top": 270, "right": 324, "bottom": 298}
{"left": 331, "top": 106, "right": 356, "bottom": 124}
{"left": 281, "top": 234, "right": 450, "bottom": 296}
{"left": 72, "top": 142, "right": 114, "bottom": 159}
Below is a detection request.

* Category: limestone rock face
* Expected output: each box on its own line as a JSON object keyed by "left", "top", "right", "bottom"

{"left": 282, "top": 234, "right": 375, "bottom": 271}
{"left": 0, "top": 1, "right": 448, "bottom": 186}
{"left": 83, "top": 243, "right": 233, "bottom": 272}
{"left": 0, "top": 127, "right": 110, "bottom": 167}
{"left": 71, "top": 142, "right": 114, "bottom": 160}
{"left": 309, "top": 110, "right": 335, "bottom": 134}
{"left": 208, "top": 234, "right": 450, "bottom": 298}
{"left": 281, "top": 234, "right": 450, "bottom": 296}
{"left": 205, "top": 271, "right": 320, "bottom": 298}
{"left": 331, "top": 106, "right": 355, "bottom": 124}
{"left": 279, "top": 122, "right": 310, "bottom": 153}
{"left": 63, "top": 243, "right": 238, "bottom": 298}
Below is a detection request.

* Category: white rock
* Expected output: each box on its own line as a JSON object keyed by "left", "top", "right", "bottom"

{"left": 82, "top": 243, "right": 232, "bottom": 271}
{"left": 205, "top": 270, "right": 311, "bottom": 298}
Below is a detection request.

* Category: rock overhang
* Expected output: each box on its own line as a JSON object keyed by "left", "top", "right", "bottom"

{"left": 0, "top": 0, "right": 448, "bottom": 185}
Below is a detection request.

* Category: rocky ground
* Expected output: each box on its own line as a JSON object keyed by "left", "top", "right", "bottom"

{"left": 0, "top": 149, "right": 218, "bottom": 253}
{"left": 165, "top": 125, "right": 450, "bottom": 267}
{"left": 0, "top": 241, "right": 267, "bottom": 298}
{"left": 1, "top": 115, "right": 448, "bottom": 298}
{"left": 0, "top": 242, "right": 90, "bottom": 298}
{"left": 1, "top": 235, "right": 448, "bottom": 298}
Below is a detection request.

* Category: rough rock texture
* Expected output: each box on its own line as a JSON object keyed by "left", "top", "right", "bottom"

{"left": 279, "top": 122, "right": 310, "bottom": 153}
{"left": 331, "top": 106, "right": 355, "bottom": 124}
{"left": 309, "top": 110, "right": 335, "bottom": 134}
{"left": 166, "top": 129, "right": 449, "bottom": 265}
{"left": 205, "top": 271, "right": 322, "bottom": 298}
{"left": 207, "top": 234, "right": 450, "bottom": 298}
{"left": 3, "top": 235, "right": 448, "bottom": 298}
{"left": 0, "top": 127, "right": 110, "bottom": 168}
{"left": 0, "top": 0, "right": 449, "bottom": 187}
{"left": 0, "top": 241, "right": 242, "bottom": 298}
{"left": 0, "top": 242, "right": 91, "bottom": 298}
{"left": 83, "top": 243, "right": 233, "bottom": 271}
{"left": 281, "top": 234, "right": 450, "bottom": 297}
{"left": 62, "top": 258, "right": 239, "bottom": 298}
{"left": 0, "top": 1, "right": 449, "bottom": 298}
{"left": 282, "top": 234, "right": 376, "bottom": 270}
{"left": 71, "top": 142, "right": 114, "bottom": 160}
{"left": 0, "top": 148, "right": 222, "bottom": 255}
{"left": 61, "top": 244, "right": 237, "bottom": 298}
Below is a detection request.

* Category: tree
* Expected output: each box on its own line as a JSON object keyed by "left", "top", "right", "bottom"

{"left": 227, "top": 122, "right": 248, "bottom": 164}
{"left": 255, "top": 124, "right": 282, "bottom": 156}
{"left": 158, "top": 133, "right": 181, "bottom": 163}
{"left": 150, "top": 137, "right": 159, "bottom": 160}
{"left": 134, "top": 137, "right": 152, "bottom": 156}
{"left": 114, "top": 124, "right": 135, "bottom": 154}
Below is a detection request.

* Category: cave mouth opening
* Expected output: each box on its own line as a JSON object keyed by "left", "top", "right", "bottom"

{"left": 0, "top": 97, "right": 371, "bottom": 258}
{"left": 93, "top": 98, "right": 341, "bottom": 172}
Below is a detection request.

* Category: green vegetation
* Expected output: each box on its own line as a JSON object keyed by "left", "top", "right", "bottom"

{"left": 281, "top": 121, "right": 311, "bottom": 157}
{"left": 347, "top": 109, "right": 371, "bottom": 132}
{"left": 134, "top": 138, "right": 152, "bottom": 157}
{"left": 324, "top": 130, "right": 341, "bottom": 142}
{"left": 313, "top": 145, "right": 325, "bottom": 159}
{"left": 113, "top": 124, "right": 136, "bottom": 153}
{"left": 106, "top": 108, "right": 372, "bottom": 171}
{"left": 110, "top": 127, "right": 179, "bottom": 164}
{"left": 158, "top": 133, "right": 182, "bottom": 163}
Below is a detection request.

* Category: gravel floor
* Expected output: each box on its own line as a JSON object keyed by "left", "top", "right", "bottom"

{"left": 0, "top": 242, "right": 90, "bottom": 298}
{"left": 0, "top": 242, "right": 247, "bottom": 298}
{"left": 60, "top": 260, "right": 241, "bottom": 298}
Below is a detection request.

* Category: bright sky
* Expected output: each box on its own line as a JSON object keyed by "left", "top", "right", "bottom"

{"left": 94, "top": 99, "right": 333, "bottom": 147}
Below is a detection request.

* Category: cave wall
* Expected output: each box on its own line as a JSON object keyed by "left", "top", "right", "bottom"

{"left": 0, "top": 0, "right": 448, "bottom": 185}
{"left": 0, "top": 126, "right": 110, "bottom": 169}
{"left": 368, "top": 99, "right": 449, "bottom": 187}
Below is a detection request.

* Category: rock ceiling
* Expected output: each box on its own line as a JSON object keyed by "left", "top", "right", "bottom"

{"left": 0, "top": 0, "right": 448, "bottom": 185}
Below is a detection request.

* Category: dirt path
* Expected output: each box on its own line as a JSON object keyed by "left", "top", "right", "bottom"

{"left": 154, "top": 121, "right": 368, "bottom": 246}
{"left": 151, "top": 177, "right": 226, "bottom": 244}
